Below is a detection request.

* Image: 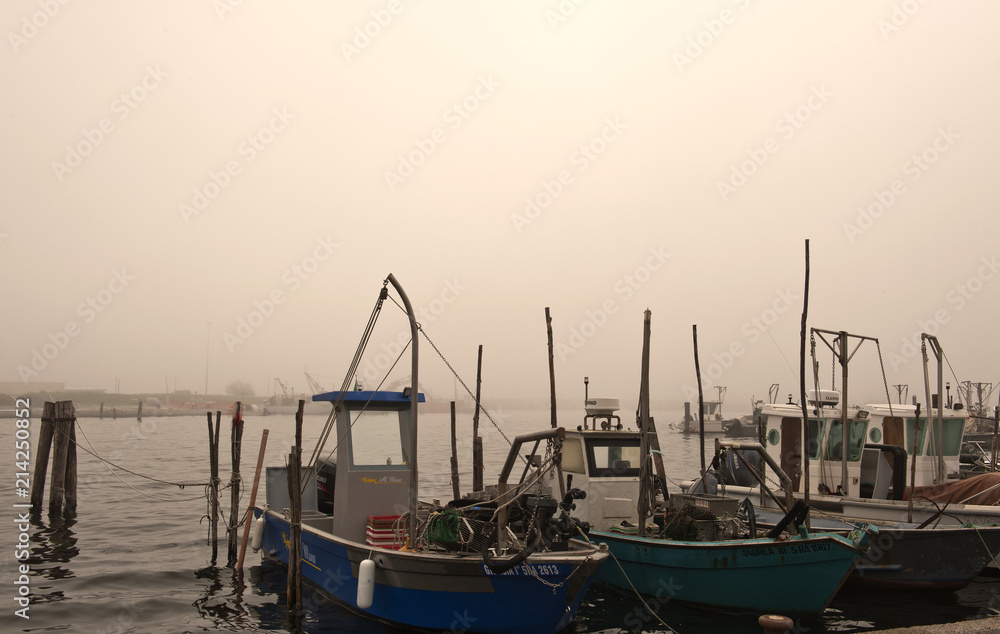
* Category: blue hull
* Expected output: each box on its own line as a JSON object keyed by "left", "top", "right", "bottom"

{"left": 256, "top": 509, "right": 607, "bottom": 634}
{"left": 591, "top": 530, "right": 863, "bottom": 614}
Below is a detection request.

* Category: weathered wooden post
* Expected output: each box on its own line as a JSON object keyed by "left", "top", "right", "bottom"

{"left": 545, "top": 307, "right": 566, "bottom": 499}
{"left": 30, "top": 403, "right": 56, "bottom": 513}
{"left": 693, "top": 325, "right": 706, "bottom": 475}
{"left": 450, "top": 402, "right": 460, "bottom": 500}
{"left": 228, "top": 402, "right": 244, "bottom": 566}
{"left": 137, "top": 400, "right": 143, "bottom": 422}
{"left": 237, "top": 428, "right": 269, "bottom": 571}
{"left": 287, "top": 400, "right": 304, "bottom": 627}
{"left": 472, "top": 344, "right": 484, "bottom": 492}
{"left": 99, "top": 402, "right": 104, "bottom": 419}
{"left": 48, "top": 401, "right": 76, "bottom": 517}
{"left": 207, "top": 411, "right": 221, "bottom": 563}
{"left": 65, "top": 422, "right": 78, "bottom": 514}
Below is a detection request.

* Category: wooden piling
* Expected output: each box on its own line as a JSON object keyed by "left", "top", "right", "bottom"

{"left": 287, "top": 400, "right": 304, "bottom": 627}
{"left": 207, "top": 411, "right": 221, "bottom": 563}
{"left": 30, "top": 403, "right": 56, "bottom": 512}
{"left": 65, "top": 422, "right": 78, "bottom": 514}
{"left": 450, "top": 402, "right": 460, "bottom": 500}
{"left": 48, "top": 401, "right": 75, "bottom": 517}
{"left": 99, "top": 402, "right": 104, "bottom": 419}
{"left": 237, "top": 428, "right": 269, "bottom": 571}
{"left": 545, "top": 307, "right": 566, "bottom": 499}
{"left": 228, "top": 402, "right": 244, "bottom": 566}
{"left": 137, "top": 400, "right": 143, "bottom": 422}
{"left": 472, "top": 344, "right": 484, "bottom": 492}
{"left": 693, "top": 325, "right": 706, "bottom": 476}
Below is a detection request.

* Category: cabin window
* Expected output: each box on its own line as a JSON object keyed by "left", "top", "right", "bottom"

{"left": 927, "top": 418, "right": 965, "bottom": 457}
{"left": 586, "top": 438, "right": 641, "bottom": 477}
{"left": 807, "top": 419, "right": 824, "bottom": 458}
{"left": 767, "top": 429, "right": 780, "bottom": 446}
{"left": 905, "top": 417, "right": 927, "bottom": 455}
{"left": 561, "top": 437, "right": 586, "bottom": 474}
{"left": 348, "top": 410, "right": 409, "bottom": 470}
{"left": 869, "top": 428, "right": 882, "bottom": 443}
{"left": 824, "top": 420, "right": 867, "bottom": 462}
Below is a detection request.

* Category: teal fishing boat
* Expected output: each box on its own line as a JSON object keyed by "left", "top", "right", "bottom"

{"left": 565, "top": 310, "right": 873, "bottom": 615}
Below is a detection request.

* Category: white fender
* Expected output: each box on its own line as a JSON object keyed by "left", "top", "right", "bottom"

{"left": 356, "top": 558, "right": 375, "bottom": 609}
{"left": 250, "top": 515, "right": 266, "bottom": 552}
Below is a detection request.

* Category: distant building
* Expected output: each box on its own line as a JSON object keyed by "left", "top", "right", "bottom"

{"left": 0, "top": 381, "right": 65, "bottom": 395}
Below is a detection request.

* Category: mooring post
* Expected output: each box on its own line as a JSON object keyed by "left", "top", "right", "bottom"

{"left": 48, "top": 401, "right": 75, "bottom": 517}
{"left": 207, "top": 411, "right": 220, "bottom": 563}
{"left": 450, "top": 402, "right": 460, "bottom": 500}
{"left": 137, "top": 400, "right": 143, "bottom": 422}
{"left": 99, "top": 402, "right": 104, "bottom": 419}
{"left": 228, "top": 402, "right": 244, "bottom": 566}
{"left": 287, "top": 400, "right": 304, "bottom": 627}
{"left": 237, "top": 428, "right": 269, "bottom": 571}
{"left": 30, "top": 402, "right": 56, "bottom": 512}
{"left": 65, "top": 420, "right": 78, "bottom": 515}
{"left": 472, "top": 344, "right": 484, "bottom": 492}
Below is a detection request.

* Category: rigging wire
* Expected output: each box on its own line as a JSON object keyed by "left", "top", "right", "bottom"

{"left": 385, "top": 294, "right": 514, "bottom": 447}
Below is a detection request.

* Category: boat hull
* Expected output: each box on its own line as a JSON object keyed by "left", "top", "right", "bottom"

{"left": 590, "top": 530, "right": 862, "bottom": 614}
{"left": 256, "top": 508, "right": 607, "bottom": 634}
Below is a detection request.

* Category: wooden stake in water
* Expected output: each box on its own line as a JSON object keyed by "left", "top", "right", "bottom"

{"left": 65, "top": 421, "right": 78, "bottom": 515}
{"left": 237, "top": 428, "right": 269, "bottom": 571}
{"left": 48, "top": 401, "right": 76, "bottom": 517}
{"left": 228, "top": 402, "right": 244, "bottom": 566}
{"left": 450, "top": 402, "right": 460, "bottom": 500}
{"left": 206, "top": 411, "right": 221, "bottom": 563}
{"left": 693, "top": 326, "right": 706, "bottom": 475}
{"left": 472, "top": 344, "right": 484, "bottom": 492}
{"left": 287, "top": 400, "right": 304, "bottom": 628}
{"left": 30, "top": 402, "right": 55, "bottom": 513}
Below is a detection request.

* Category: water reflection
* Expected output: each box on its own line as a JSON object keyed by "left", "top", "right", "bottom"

{"left": 29, "top": 513, "right": 79, "bottom": 584}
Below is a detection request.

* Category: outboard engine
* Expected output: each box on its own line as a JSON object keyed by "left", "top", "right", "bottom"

{"left": 316, "top": 459, "right": 337, "bottom": 515}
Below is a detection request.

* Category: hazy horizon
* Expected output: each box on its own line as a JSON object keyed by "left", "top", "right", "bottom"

{"left": 4, "top": 2, "right": 998, "bottom": 414}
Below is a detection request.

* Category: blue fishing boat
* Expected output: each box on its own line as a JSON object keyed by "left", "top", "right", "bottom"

{"left": 251, "top": 275, "right": 607, "bottom": 634}
{"left": 563, "top": 310, "right": 873, "bottom": 615}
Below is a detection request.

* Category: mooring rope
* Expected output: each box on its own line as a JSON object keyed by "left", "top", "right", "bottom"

{"left": 71, "top": 419, "right": 210, "bottom": 502}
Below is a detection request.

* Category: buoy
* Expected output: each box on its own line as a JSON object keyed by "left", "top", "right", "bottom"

{"left": 356, "top": 558, "right": 375, "bottom": 609}
{"left": 250, "top": 515, "right": 266, "bottom": 552}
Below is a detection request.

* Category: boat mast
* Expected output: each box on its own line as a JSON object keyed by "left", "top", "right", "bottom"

{"left": 921, "top": 334, "right": 946, "bottom": 484}
{"left": 637, "top": 309, "right": 653, "bottom": 537}
{"left": 387, "top": 273, "right": 419, "bottom": 547}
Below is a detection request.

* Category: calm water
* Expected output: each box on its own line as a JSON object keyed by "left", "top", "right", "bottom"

{"left": 3, "top": 407, "right": 999, "bottom": 633}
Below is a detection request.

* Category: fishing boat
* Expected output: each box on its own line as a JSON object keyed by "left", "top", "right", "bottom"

{"left": 682, "top": 330, "right": 1000, "bottom": 589}
{"left": 564, "top": 311, "right": 874, "bottom": 615}
{"left": 749, "top": 506, "right": 1000, "bottom": 590}
{"left": 251, "top": 275, "right": 607, "bottom": 634}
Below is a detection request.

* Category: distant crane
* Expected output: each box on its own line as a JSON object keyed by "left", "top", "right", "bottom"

{"left": 304, "top": 372, "right": 327, "bottom": 395}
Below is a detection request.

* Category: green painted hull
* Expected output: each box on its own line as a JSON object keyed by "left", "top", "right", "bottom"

{"left": 592, "top": 530, "right": 864, "bottom": 615}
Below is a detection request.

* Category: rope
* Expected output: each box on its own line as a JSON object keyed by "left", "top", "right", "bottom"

{"left": 386, "top": 294, "right": 514, "bottom": 447}
{"left": 72, "top": 419, "right": 209, "bottom": 502}
{"left": 575, "top": 532, "right": 680, "bottom": 633}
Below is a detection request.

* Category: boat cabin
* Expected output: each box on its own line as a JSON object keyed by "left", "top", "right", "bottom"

{"left": 558, "top": 400, "right": 644, "bottom": 530}
{"left": 265, "top": 390, "right": 424, "bottom": 544}
{"left": 755, "top": 393, "right": 967, "bottom": 499}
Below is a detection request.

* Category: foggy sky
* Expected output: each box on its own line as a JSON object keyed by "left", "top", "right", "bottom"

{"left": 3, "top": 1, "right": 999, "bottom": 415}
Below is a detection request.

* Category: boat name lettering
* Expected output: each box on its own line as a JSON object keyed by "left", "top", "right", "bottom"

{"left": 482, "top": 563, "right": 561, "bottom": 576}
{"left": 361, "top": 475, "right": 405, "bottom": 484}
